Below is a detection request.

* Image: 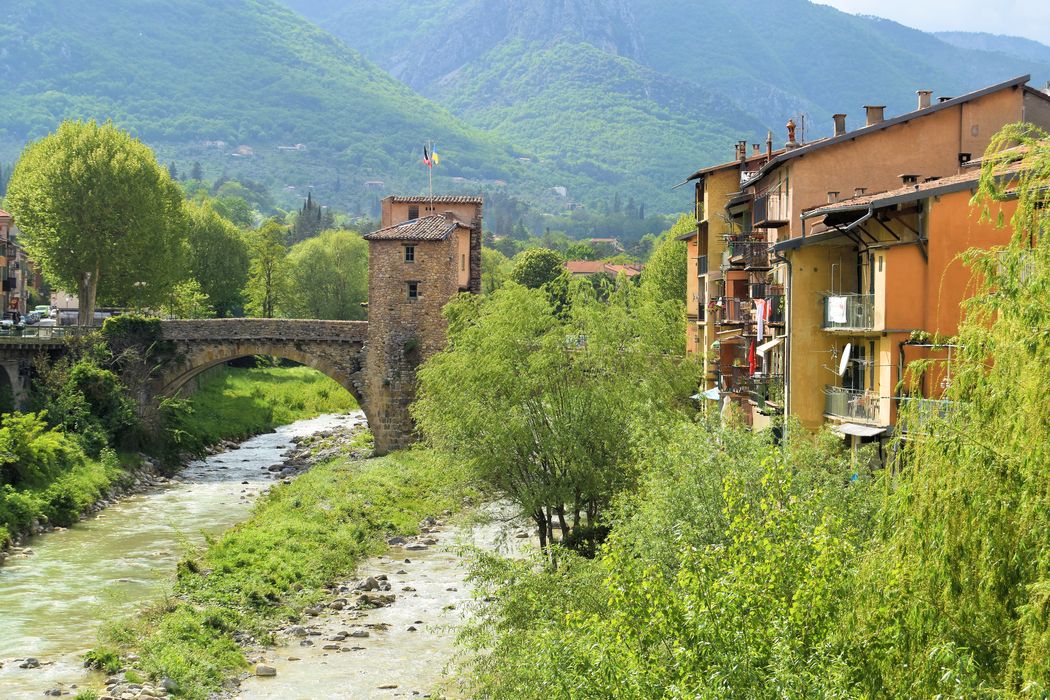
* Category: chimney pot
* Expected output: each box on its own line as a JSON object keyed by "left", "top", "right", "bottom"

{"left": 917, "top": 90, "right": 933, "bottom": 110}
{"left": 833, "top": 113, "right": 847, "bottom": 137}
{"left": 864, "top": 105, "right": 885, "bottom": 127}
{"left": 827, "top": 191, "right": 840, "bottom": 204}
{"left": 752, "top": 144, "right": 761, "bottom": 155}
{"left": 785, "top": 119, "right": 799, "bottom": 149}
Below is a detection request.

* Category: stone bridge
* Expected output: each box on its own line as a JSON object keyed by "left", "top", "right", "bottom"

{"left": 156, "top": 318, "right": 411, "bottom": 454}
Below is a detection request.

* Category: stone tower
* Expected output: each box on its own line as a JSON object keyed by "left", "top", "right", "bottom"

{"left": 360, "top": 196, "right": 482, "bottom": 454}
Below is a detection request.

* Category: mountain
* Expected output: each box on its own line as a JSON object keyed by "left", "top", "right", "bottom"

{"left": 284, "top": 0, "right": 1050, "bottom": 208}
{"left": 935, "top": 31, "right": 1050, "bottom": 66}
{"left": 0, "top": 0, "right": 525, "bottom": 213}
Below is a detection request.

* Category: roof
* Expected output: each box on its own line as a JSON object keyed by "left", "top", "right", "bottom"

{"left": 385, "top": 195, "right": 483, "bottom": 205}
{"left": 564, "top": 261, "right": 643, "bottom": 277}
{"left": 0, "top": 209, "right": 11, "bottom": 220}
{"left": 363, "top": 215, "right": 467, "bottom": 241}
{"left": 801, "top": 157, "right": 1027, "bottom": 220}
{"left": 680, "top": 148, "right": 791, "bottom": 186}
{"left": 741, "top": 75, "right": 1033, "bottom": 187}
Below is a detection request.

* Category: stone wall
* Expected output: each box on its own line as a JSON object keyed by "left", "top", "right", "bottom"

{"left": 160, "top": 319, "right": 369, "bottom": 342}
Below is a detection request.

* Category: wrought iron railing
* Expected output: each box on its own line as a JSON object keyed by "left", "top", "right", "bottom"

{"left": 750, "top": 374, "right": 784, "bottom": 409}
{"left": 824, "top": 386, "right": 883, "bottom": 424}
{"left": 822, "top": 293, "right": 875, "bottom": 331}
{"left": 715, "top": 297, "right": 747, "bottom": 325}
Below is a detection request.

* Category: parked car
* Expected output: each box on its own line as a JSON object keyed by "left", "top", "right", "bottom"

{"left": 25, "top": 311, "right": 41, "bottom": 325}
{"left": 33, "top": 305, "right": 52, "bottom": 317}
{"left": 37, "top": 317, "right": 57, "bottom": 328}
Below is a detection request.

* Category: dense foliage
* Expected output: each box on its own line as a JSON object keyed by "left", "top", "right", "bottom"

{"left": 508, "top": 248, "right": 564, "bottom": 289}
{"left": 640, "top": 214, "right": 691, "bottom": 305}
{"left": 5, "top": 120, "right": 186, "bottom": 323}
{"left": 414, "top": 279, "right": 696, "bottom": 552}
{"left": 183, "top": 201, "right": 250, "bottom": 317}
{"left": 284, "top": 229, "right": 368, "bottom": 320}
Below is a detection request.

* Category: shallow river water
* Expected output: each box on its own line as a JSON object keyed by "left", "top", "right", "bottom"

{"left": 0, "top": 412, "right": 363, "bottom": 699}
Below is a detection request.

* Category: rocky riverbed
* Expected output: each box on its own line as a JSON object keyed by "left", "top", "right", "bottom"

{"left": 0, "top": 412, "right": 366, "bottom": 700}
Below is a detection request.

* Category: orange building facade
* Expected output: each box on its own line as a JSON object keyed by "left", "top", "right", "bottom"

{"left": 681, "top": 75, "right": 1050, "bottom": 447}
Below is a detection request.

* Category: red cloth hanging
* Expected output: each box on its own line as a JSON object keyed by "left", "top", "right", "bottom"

{"left": 748, "top": 340, "right": 757, "bottom": 376}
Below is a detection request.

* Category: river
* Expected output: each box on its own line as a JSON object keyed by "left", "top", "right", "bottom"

{"left": 0, "top": 412, "right": 363, "bottom": 699}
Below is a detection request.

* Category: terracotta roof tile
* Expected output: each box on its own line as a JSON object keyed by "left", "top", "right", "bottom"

{"left": 386, "top": 195, "right": 483, "bottom": 204}
{"left": 364, "top": 215, "right": 466, "bottom": 241}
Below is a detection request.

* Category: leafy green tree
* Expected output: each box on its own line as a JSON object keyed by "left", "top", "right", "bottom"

{"left": 847, "top": 124, "right": 1050, "bottom": 696}
{"left": 244, "top": 219, "right": 288, "bottom": 318}
{"left": 414, "top": 282, "right": 695, "bottom": 553}
{"left": 481, "top": 248, "right": 512, "bottom": 295}
{"left": 184, "top": 201, "right": 249, "bottom": 316}
{"left": 163, "top": 279, "right": 214, "bottom": 319}
{"left": 212, "top": 195, "right": 254, "bottom": 229}
{"left": 5, "top": 121, "right": 186, "bottom": 325}
{"left": 640, "top": 214, "right": 691, "bottom": 304}
{"left": 510, "top": 248, "right": 564, "bottom": 289}
{"left": 284, "top": 229, "right": 367, "bottom": 320}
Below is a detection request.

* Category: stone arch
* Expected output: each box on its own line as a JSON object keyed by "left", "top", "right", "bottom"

{"left": 156, "top": 341, "right": 370, "bottom": 428}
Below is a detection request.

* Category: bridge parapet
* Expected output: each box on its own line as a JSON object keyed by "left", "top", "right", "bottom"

{"left": 159, "top": 319, "right": 369, "bottom": 343}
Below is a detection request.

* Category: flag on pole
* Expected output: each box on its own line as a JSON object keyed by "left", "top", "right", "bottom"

{"left": 431, "top": 150, "right": 440, "bottom": 166}
{"left": 423, "top": 145, "right": 432, "bottom": 168}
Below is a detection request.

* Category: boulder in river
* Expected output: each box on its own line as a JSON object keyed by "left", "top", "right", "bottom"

{"left": 356, "top": 592, "right": 396, "bottom": 608}
{"left": 255, "top": 663, "right": 277, "bottom": 677}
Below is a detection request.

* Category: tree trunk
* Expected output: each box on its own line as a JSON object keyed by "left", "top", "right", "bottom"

{"left": 556, "top": 504, "right": 570, "bottom": 541}
{"left": 78, "top": 264, "right": 99, "bottom": 326}
{"left": 534, "top": 512, "right": 547, "bottom": 551}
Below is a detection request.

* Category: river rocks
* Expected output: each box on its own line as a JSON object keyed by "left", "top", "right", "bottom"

{"left": 359, "top": 576, "right": 380, "bottom": 591}
{"left": 255, "top": 663, "right": 277, "bottom": 677}
{"left": 349, "top": 629, "right": 370, "bottom": 638}
{"left": 356, "top": 592, "right": 396, "bottom": 609}
{"left": 405, "top": 543, "right": 428, "bottom": 551}
{"left": 19, "top": 657, "right": 40, "bottom": 669}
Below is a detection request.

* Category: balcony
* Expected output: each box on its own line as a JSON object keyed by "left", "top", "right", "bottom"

{"left": 822, "top": 294, "right": 875, "bottom": 332}
{"left": 753, "top": 191, "right": 789, "bottom": 228}
{"left": 750, "top": 374, "right": 784, "bottom": 410}
{"left": 714, "top": 297, "right": 747, "bottom": 325}
{"left": 719, "top": 365, "right": 751, "bottom": 395}
{"left": 824, "top": 386, "right": 883, "bottom": 424}
{"left": 697, "top": 255, "right": 708, "bottom": 276}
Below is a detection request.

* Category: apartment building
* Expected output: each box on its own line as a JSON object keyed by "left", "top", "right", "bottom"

{"left": 682, "top": 74, "right": 1050, "bottom": 444}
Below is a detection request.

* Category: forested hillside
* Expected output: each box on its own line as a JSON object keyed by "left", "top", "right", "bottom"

{"left": 0, "top": 0, "right": 523, "bottom": 213}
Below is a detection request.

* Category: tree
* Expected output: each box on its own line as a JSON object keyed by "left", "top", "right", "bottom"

{"left": 184, "top": 201, "right": 250, "bottom": 316}
{"left": 190, "top": 161, "right": 203, "bottom": 181}
{"left": 284, "top": 229, "right": 368, "bottom": 320}
{"left": 244, "top": 219, "right": 288, "bottom": 318}
{"left": 640, "top": 214, "right": 691, "bottom": 304}
{"left": 290, "top": 191, "right": 335, "bottom": 243}
{"left": 481, "top": 248, "right": 512, "bottom": 295}
{"left": 168, "top": 162, "right": 178, "bottom": 180}
{"left": 5, "top": 121, "right": 186, "bottom": 325}
{"left": 163, "top": 279, "right": 214, "bottom": 319}
{"left": 510, "top": 248, "right": 564, "bottom": 289}
{"left": 413, "top": 282, "right": 696, "bottom": 554}
{"left": 847, "top": 124, "right": 1050, "bottom": 696}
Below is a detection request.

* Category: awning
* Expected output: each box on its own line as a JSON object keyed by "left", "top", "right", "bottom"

{"left": 701, "top": 387, "right": 721, "bottom": 401}
{"left": 832, "top": 423, "right": 888, "bottom": 438}
{"left": 756, "top": 336, "right": 784, "bottom": 357}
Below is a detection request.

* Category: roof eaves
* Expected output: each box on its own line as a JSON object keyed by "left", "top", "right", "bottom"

{"left": 745, "top": 74, "right": 1031, "bottom": 187}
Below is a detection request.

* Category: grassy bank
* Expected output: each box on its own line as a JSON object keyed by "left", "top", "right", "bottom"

{"left": 93, "top": 446, "right": 480, "bottom": 699}
{"left": 1, "top": 365, "right": 355, "bottom": 552}
{"left": 173, "top": 365, "right": 359, "bottom": 449}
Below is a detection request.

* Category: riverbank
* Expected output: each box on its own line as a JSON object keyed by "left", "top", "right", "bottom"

{"left": 0, "top": 365, "right": 356, "bottom": 568}
{"left": 85, "top": 435, "right": 482, "bottom": 700}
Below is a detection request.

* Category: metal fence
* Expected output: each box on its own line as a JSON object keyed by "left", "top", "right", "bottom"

{"left": 824, "top": 385, "right": 882, "bottom": 423}
{"left": 823, "top": 294, "right": 875, "bottom": 331}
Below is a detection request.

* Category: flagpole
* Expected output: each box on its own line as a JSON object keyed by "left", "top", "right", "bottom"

{"left": 428, "top": 139, "right": 434, "bottom": 215}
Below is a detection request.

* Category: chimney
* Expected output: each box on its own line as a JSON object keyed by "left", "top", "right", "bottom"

{"left": 917, "top": 90, "right": 932, "bottom": 110}
{"left": 854, "top": 187, "right": 867, "bottom": 197}
{"left": 864, "top": 105, "right": 885, "bottom": 127}
{"left": 899, "top": 174, "right": 919, "bottom": 186}
{"left": 833, "top": 113, "right": 847, "bottom": 137}
{"left": 737, "top": 140, "right": 748, "bottom": 162}
{"left": 785, "top": 119, "right": 799, "bottom": 150}
{"left": 827, "top": 191, "right": 840, "bottom": 204}
{"left": 752, "top": 144, "right": 761, "bottom": 155}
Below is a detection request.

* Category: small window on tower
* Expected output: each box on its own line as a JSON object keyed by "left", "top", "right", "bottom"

{"left": 405, "top": 245, "right": 415, "bottom": 263}
{"left": 408, "top": 205, "right": 419, "bottom": 220}
{"left": 407, "top": 282, "right": 419, "bottom": 300}
{"left": 461, "top": 254, "right": 466, "bottom": 271}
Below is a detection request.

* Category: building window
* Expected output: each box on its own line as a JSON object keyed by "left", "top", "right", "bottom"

{"left": 405, "top": 245, "right": 415, "bottom": 263}
{"left": 461, "top": 253, "right": 466, "bottom": 272}
{"left": 408, "top": 205, "right": 419, "bottom": 220}
{"left": 407, "top": 282, "right": 419, "bottom": 300}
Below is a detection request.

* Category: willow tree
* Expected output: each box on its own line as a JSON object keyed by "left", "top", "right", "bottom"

{"left": 849, "top": 124, "right": 1050, "bottom": 696}
{"left": 5, "top": 121, "right": 185, "bottom": 325}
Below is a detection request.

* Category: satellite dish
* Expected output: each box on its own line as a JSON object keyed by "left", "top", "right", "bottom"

{"left": 838, "top": 343, "right": 852, "bottom": 376}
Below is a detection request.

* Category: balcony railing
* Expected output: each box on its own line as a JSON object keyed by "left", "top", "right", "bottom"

{"left": 766, "top": 295, "right": 785, "bottom": 324}
{"left": 896, "top": 397, "right": 959, "bottom": 433}
{"left": 824, "top": 386, "right": 883, "bottom": 424}
{"left": 719, "top": 365, "right": 751, "bottom": 394}
{"left": 750, "top": 374, "right": 784, "bottom": 409}
{"left": 714, "top": 297, "right": 747, "bottom": 325}
{"left": 822, "top": 294, "right": 875, "bottom": 331}
{"left": 753, "top": 191, "right": 789, "bottom": 228}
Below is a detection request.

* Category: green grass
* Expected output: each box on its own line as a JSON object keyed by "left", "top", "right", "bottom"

{"left": 96, "top": 447, "right": 480, "bottom": 699}
{"left": 171, "top": 365, "right": 358, "bottom": 449}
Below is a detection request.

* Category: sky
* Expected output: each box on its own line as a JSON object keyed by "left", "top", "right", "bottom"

{"left": 819, "top": 0, "right": 1050, "bottom": 46}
